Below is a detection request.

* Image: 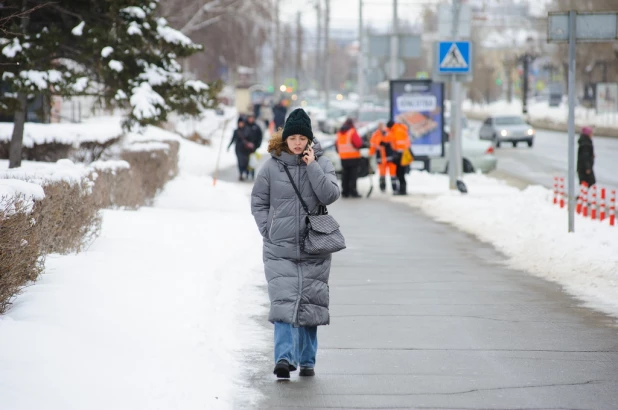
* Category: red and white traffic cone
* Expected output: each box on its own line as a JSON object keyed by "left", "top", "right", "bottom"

{"left": 582, "top": 184, "right": 589, "bottom": 217}
{"left": 610, "top": 190, "right": 616, "bottom": 227}
{"left": 576, "top": 182, "right": 588, "bottom": 214}
{"left": 599, "top": 188, "right": 607, "bottom": 221}
{"left": 553, "top": 177, "right": 559, "bottom": 205}
{"left": 590, "top": 185, "right": 597, "bottom": 220}
{"left": 559, "top": 177, "right": 565, "bottom": 208}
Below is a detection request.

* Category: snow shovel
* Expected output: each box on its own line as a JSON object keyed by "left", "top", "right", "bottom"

{"left": 456, "top": 179, "right": 468, "bottom": 194}
{"left": 366, "top": 162, "right": 375, "bottom": 198}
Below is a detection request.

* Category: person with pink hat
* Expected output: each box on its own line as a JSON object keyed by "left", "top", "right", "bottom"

{"left": 577, "top": 126, "right": 595, "bottom": 187}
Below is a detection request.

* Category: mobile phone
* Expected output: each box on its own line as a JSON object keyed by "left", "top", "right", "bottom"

{"left": 302, "top": 144, "right": 311, "bottom": 156}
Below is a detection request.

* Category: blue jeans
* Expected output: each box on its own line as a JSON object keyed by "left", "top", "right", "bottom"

{"left": 274, "top": 322, "right": 318, "bottom": 369}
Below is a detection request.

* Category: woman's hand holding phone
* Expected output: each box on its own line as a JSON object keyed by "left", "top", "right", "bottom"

{"left": 302, "top": 145, "right": 315, "bottom": 165}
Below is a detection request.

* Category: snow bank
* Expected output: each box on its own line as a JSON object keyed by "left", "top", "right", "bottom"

{"left": 124, "top": 141, "right": 169, "bottom": 152}
{"left": 0, "top": 116, "right": 123, "bottom": 147}
{"left": 172, "top": 106, "right": 237, "bottom": 142}
{"left": 0, "top": 158, "right": 93, "bottom": 186}
{"left": 464, "top": 99, "right": 618, "bottom": 131}
{"left": 126, "top": 125, "right": 180, "bottom": 144}
{"left": 0, "top": 132, "right": 268, "bottom": 409}
{"left": 0, "top": 179, "right": 45, "bottom": 214}
{"left": 89, "top": 160, "right": 130, "bottom": 173}
{"left": 0, "top": 118, "right": 198, "bottom": 207}
{"left": 379, "top": 171, "right": 618, "bottom": 318}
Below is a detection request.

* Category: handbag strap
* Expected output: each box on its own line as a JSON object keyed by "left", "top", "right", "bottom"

{"left": 282, "top": 164, "right": 310, "bottom": 214}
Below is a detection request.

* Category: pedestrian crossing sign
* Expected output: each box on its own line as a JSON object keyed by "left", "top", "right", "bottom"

{"left": 438, "top": 41, "right": 471, "bottom": 74}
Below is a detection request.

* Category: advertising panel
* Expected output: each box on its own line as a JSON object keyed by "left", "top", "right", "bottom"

{"left": 390, "top": 80, "right": 444, "bottom": 158}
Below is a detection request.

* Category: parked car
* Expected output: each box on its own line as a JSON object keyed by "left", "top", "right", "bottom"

{"left": 431, "top": 132, "right": 498, "bottom": 174}
{"left": 354, "top": 106, "right": 390, "bottom": 129}
{"left": 478, "top": 115, "right": 535, "bottom": 148}
{"left": 319, "top": 137, "right": 376, "bottom": 179}
{"left": 321, "top": 107, "right": 352, "bottom": 134}
{"left": 444, "top": 113, "right": 470, "bottom": 134}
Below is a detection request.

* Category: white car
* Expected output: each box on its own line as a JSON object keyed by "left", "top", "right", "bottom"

{"left": 429, "top": 136, "right": 497, "bottom": 174}
{"left": 438, "top": 114, "right": 497, "bottom": 173}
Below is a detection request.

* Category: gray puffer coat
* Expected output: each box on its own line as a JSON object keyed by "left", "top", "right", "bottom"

{"left": 251, "top": 141, "right": 340, "bottom": 326}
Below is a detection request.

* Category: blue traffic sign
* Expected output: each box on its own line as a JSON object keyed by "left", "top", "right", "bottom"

{"left": 437, "top": 41, "right": 471, "bottom": 74}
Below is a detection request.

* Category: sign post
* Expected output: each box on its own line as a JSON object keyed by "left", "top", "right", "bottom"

{"left": 436, "top": 40, "right": 472, "bottom": 190}
{"left": 548, "top": 10, "right": 618, "bottom": 232}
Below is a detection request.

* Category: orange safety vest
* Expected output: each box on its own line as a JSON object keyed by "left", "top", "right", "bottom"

{"left": 369, "top": 129, "right": 394, "bottom": 163}
{"left": 389, "top": 123, "right": 411, "bottom": 151}
{"left": 336, "top": 129, "right": 361, "bottom": 159}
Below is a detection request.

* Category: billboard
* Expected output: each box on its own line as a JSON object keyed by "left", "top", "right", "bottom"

{"left": 389, "top": 80, "right": 444, "bottom": 158}
{"left": 596, "top": 83, "right": 618, "bottom": 114}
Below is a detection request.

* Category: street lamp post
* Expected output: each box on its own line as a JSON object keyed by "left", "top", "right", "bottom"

{"left": 520, "top": 36, "right": 538, "bottom": 115}
{"left": 357, "top": 0, "right": 364, "bottom": 109}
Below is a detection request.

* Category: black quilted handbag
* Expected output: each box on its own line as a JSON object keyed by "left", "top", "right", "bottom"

{"left": 283, "top": 165, "right": 346, "bottom": 254}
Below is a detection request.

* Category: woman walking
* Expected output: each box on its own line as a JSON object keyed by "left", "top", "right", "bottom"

{"left": 228, "top": 117, "right": 254, "bottom": 181}
{"left": 251, "top": 108, "right": 340, "bottom": 379}
{"left": 577, "top": 126, "right": 596, "bottom": 187}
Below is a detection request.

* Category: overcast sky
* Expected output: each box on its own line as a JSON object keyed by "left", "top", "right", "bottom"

{"left": 279, "top": 0, "right": 435, "bottom": 34}
{"left": 278, "top": 0, "right": 550, "bottom": 36}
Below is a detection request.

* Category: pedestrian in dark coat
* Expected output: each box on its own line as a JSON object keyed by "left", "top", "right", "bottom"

{"left": 272, "top": 100, "right": 288, "bottom": 130}
{"left": 228, "top": 118, "right": 253, "bottom": 181}
{"left": 246, "top": 114, "right": 263, "bottom": 150}
{"left": 246, "top": 114, "right": 264, "bottom": 180}
{"left": 577, "top": 126, "right": 596, "bottom": 187}
{"left": 251, "top": 108, "right": 340, "bottom": 379}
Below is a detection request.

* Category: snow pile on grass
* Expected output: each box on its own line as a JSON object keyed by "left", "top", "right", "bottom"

{"left": 0, "top": 158, "right": 93, "bottom": 186}
{"left": 173, "top": 106, "right": 237, "bottom": 142}
{"left": 0, "top": 134, "right": 268, "bottom": 409}
{"left": 0, "top": 116, "right": 123, "bottom": 147}
{"left": 386, "top": 171, "right": 618, "bottom": 317}
{"left": 89, "top": 160, "right": 130, "bottom": 173}
{"left": 0, "top": 179, "right": 45, "bottom": 213}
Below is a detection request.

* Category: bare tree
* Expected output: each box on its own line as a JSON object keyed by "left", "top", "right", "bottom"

{"left": 158, "top": 0, "right": 273, "bottom": 82}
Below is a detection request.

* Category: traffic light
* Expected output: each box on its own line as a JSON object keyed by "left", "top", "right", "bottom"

{"left": 495, "top": 78, "right": 503, "bottom": 86}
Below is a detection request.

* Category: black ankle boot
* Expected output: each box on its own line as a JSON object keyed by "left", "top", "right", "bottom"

{"left": 273, "top": 360, "right": 291, "bottom": 379}
{"left": 299, "top": 367, "right": 315, "bottom": 377}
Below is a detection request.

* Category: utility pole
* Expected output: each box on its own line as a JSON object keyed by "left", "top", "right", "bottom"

{"left": 315, "top": 0, "right": 322, "bottom": 92}
{"left": 567, "top": 10, "right": 576, "bottom": 233}
{"left": 390, "top": 0, "right": 398, "bottom": 79}
{"left": 324, "top": 0, "right": 330, "bottom": 110}
{"left": 448, "top": 0, "right": 462, "bottom": 190}
{"left": 505, "top": 58, "right": 514, "bottom": 103}
{"left": 296, "top": 11, "right": 302, "bottom": 90}
{"left": 522, "top": 54, "right": 530, "bottom": 114}
{"left": 274, "top": 0, "right": 280, "bottom": 99}
{"left": 358, "top": 0, "right": 364, "bottom": 107}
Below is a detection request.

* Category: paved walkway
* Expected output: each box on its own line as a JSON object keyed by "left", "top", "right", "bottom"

{"left": 241, "top": 192, "right": 618, "bottom": 409}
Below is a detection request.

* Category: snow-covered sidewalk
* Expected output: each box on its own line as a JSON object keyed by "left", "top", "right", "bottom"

{"left": 358, "top": 172, "right": 618, "bottom": 318}
{"left": 0, "top": 125, "right": 268, "bottom": 409}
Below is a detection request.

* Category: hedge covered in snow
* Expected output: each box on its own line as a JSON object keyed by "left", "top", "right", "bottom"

{"left": 0, "top": 129, "right": 180, "bottom": 313}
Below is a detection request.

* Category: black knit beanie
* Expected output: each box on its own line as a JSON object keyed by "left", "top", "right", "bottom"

{"left": 282, "top": 108, "right": 314, "bottom": 142}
